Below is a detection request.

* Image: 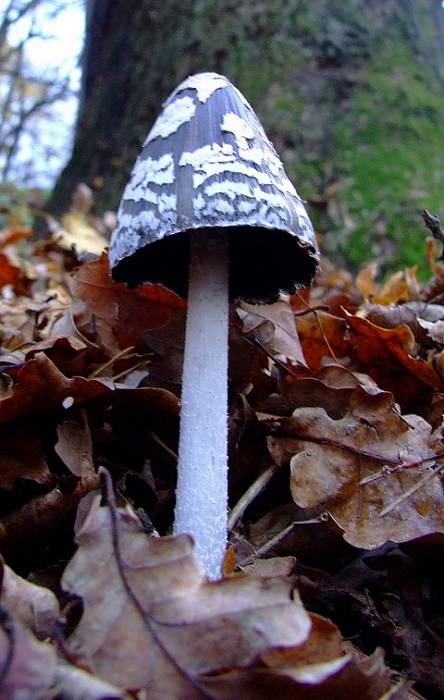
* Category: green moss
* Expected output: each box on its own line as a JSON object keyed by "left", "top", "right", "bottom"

{"left": 333, "top": 36, "right": 444, "bottom": 274}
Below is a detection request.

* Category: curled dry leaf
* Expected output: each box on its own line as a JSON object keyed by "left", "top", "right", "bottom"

{"left": 0, "top": 419, "right": 51, "bottom": 489}
{"left": 0, "top": 611, "right": 56, "bottom": 700}
{"left": 295, "top": 310, "right": 350, "bottom": 369}
{"left": 346, "top": 313, "right": 439, "bottom": 389}
{"left": 417, "top": 318, "right": 444, "bottom": 345}
{"left": 70, "top": 253, "right": 186, "bottom": 354}
{"left": 0, "top": 352, "right": 114, "bottom": 423}
{"left": 201, "top": 647, "right": 395, "bottom": 700}
{"left": 62, "top": 495, "right": 313, "bottom": 696}
{"left": 239, "top": 299, "right": 307, "bottom": 366}
{"left": 55, "top": 212, "right": 108, "bottom": 257}
{"left": 356, "top": 263, "right": 419, "bottom": 305}
{"left": 53, "top": 662, "right": 123, "bottom": 700}
{"left": 55, "top": 412, "right": 94, "bottom": 478}
{"left": 259, "top": 375, "right": 354, "bottom": 418}
{"left": 0, "top": 252, "right": 24, "bottom": 293}
{"left": 363, "top": 301, "right": 444, "bottom": 344}
{"left": 0, "top": 352, "right": 178, "bottom": 424}
{"left": 0, "top": 561, "right": 59, "bottom": 639}
{"left": 262, "top": 379, "right": 444, "bottom": 548}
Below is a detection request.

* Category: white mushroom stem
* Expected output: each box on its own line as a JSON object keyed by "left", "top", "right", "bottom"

{"left": 173, "top": 229, "right": 229, "bottom": 579}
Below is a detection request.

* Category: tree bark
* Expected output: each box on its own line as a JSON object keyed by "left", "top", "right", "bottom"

{"left": 51, "top": 0, "right": 444, "bottom": 269}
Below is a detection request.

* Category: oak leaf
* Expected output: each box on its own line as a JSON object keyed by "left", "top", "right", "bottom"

{"left": 239, "top": 298, "right": 306, "bottom": 366}
{"left": 0, "top": 561, "right": 59, "bottom": 639}
{"left": 62, "top": 495, "right": 312, "bottom": 696}
{"left": 262, "top": 378, "right": 444, "bottom": 548}
{"left": 70, "top": 254, "right": 186, "bottom": 355}
{"left": 0, "top": 611, "right": 56, "bottom": 700}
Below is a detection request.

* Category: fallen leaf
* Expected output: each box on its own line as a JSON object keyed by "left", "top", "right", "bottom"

{"left": 0, "top": 225, "right": 32, "bottom": 248}
{"left": 363, "top": 301, "right": 444, "bottom": 344}
{"left": 356, "top": 262, "right": 379, "bottom": 301}
{"left": 200, "top": 648, "right": 395, "bottom": 699}
{"left": 55, "top": 211, "right": 107, "bottom": 256}
{"left": 346, "top": 313, "right": 441, "bottom": 409}
{"left": 53, "top": 661, "right": 123, "bottom": 699}
{"left": 0, "top": 252, "right": 24, "bottom": 292}
{"left": 356, "top": 264, "right": 419, "bottom": 305}
{"left": 62, "top": 495, "right": 312, "bottom": 695}
{"left": 296, "top": 310, "right": 350, "bottom": 369}
{"left": 55, "top": 411, "right": 94, "bottom": 478}
{"left": 0, "top": 352, "right": 178, "bottom": 423}
{"left": 0, "top": 561, "right": 59, "bottom": 638}
{"left": 262, "top": 383, "right": 444, "bottom": 548}
{"left": 0, "top": 419, "right": 51, "bottom": 489}
{"left": 239, "top": 298, "right": 307, "bottom": 365}
{"left": 417, "top": 318, "right": 444, "bottom": 345}
{"left": 0, "top": 611, "right": 56, "bottom": 700}
{"left": 70, "top": 254, "right": 186, "bottom": 354}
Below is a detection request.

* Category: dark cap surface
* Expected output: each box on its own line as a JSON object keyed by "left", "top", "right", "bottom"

{"left": 110, "top": 72, "right": 319, "bottom": 301}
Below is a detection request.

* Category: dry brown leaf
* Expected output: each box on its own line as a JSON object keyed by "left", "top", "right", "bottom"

{"left": 259, "top": 375, "right": 354, "bottom": 418}
{"left": 0, "top": 225, "right": 32, "bottom": 248}
{"left": 200, "top": 648, "right": 396, "bottom": 700}
{"left": 356, "top": 262, "right": 379, "bottom": 301}
{"left": 70, "top": 254, "right": 186, "bottom": 355}
{"left": 417, "top": 318, "right": 444, "bottom": 345}
{"left": 241, "top": 556, "right": 296, "bottom": 578}
{"left": 0, "top": 252, "right": 24, "bottom": 292}
{"left": 0, "top": 352, "right": 113, "bottom": 423}
{"left": 62, "top": 495, "right": 312, "bottom": 696}
{"left": 0, "top": 561, "right": 59, "bottom": 638}
{"left": 239, "top": 298, "right": 306, "bottom": 365}
{"left": 356, "top": 264, "right": 419, "bottom": 305}
{"left": 55, "top": 412, "right": 94, "bottom": 478}
{"left": 262, "top": 612, "right": 342, "bottom": 668}
{"left": 0, "top": 419, "right": 51, "bottom": 489}
{"left": 53, "top": 662, "right": 124, "bottom": 699}
{"left": 374, "top": 268, "right": 419, "bottom": 305}
{"left": 0, "top": 352, "right": 178, "bottom": 424}
{"left": 0, "top": 611, "right": 56, "bottom": 700}
{"left": 296, "top": 310, "right": 350, "bottom": 369}
{"left": 346, "top": 314, "right": 441, "bottom": 409}
{"left": 229, "top": 324, "right": 274, "bottom": 402}
{"left": 363, "top": 302, "right": 444, "bottom": 344}
{"left": 262, "top": 382, "right": 444, "bottom": 548}
{"left": 55, "top": 211, "right": 107, "bottom": 256}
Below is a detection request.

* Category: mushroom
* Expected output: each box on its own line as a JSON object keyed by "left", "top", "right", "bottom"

{"left": 109, "top": 72, "right": 319, "bottom": 579}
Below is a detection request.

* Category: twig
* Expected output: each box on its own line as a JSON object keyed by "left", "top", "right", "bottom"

{"left": 111, "top": 358, "right": 151, "bottom": 382}
{"left": 228, "top": 463, "right": 279, "bottom": 532}
{"left": 294, "top": 304, "right": 330, "bottom": 316}
{"left": 247, "top": 336, "right": 300, "bottom": 379}
{"left": 88, "top": 346, "right": 135, "bottom": 378}
{"left": 237, "top": 513, "right": 329, "bottom": 567}
{"left": 295, "top": 292, "right": 340, "bottom": 363}
{"left": 359, "top": 452, "right": 444, "bottom": 485}
{"left": 147, "top": 431, "right": 177, "bottom": 462}
{"left": 379, "top": 463, "right": 444, "bottom": 517}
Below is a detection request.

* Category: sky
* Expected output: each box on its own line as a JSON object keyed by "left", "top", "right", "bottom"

{"left": 1, "top": 0, "right": 85, "bottom": 187}
{"left": 1, "top": 1, "right": 443, "bottom": 186}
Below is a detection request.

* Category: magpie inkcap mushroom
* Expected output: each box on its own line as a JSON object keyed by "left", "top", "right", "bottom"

{"left": 109, "top": 72, "right": 320, "bottom": 578}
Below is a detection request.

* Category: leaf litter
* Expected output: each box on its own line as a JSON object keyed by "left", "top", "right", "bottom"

{"left": 0, "top": 207, "right": 444, "bottom": 697}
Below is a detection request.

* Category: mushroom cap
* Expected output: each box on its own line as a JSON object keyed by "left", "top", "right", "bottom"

{"left": 109, "top": 72, "right": 319, "bottom": 302}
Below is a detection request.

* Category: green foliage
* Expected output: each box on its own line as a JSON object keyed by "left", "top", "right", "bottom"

{"left": 336, "top": 36, "right": 444, "bottom": 273}
{"left": 216, "top": 0, "right": 444, "bottom": 274}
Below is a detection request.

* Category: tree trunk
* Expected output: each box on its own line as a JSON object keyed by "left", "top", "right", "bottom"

{"left": 51, "top": 0, "right": 444, "bottom": 269}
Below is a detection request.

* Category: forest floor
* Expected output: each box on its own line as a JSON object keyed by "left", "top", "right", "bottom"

{"left": 0, "top": 197, "right": 444, "bottom": 699}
